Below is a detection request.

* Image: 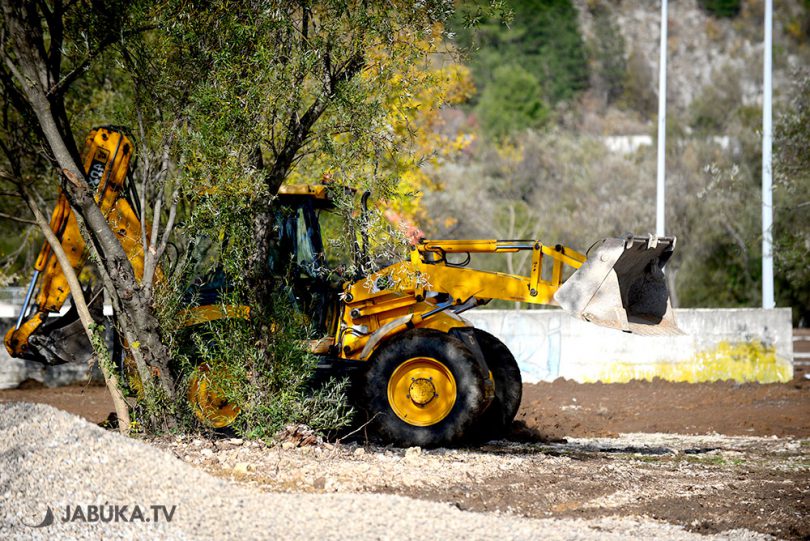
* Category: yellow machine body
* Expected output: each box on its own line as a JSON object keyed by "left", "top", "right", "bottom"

{"left": 335, "top": 240, "right": 588, "bottom": 362}
{"left": 4, "top": 127, "right": 249, "bottom": 427}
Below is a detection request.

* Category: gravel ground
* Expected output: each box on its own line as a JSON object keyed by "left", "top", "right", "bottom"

{"left": 153, "top": 429, "right": 808, "bottom": 539}
{"left": 0, "top": 403, "right": 773, "bottom": 540}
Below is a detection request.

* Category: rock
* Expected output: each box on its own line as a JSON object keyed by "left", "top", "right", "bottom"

{"left": 233, "top": 462, "right": 250, "bottom": 475}
{"left": 313, "top": 476, "right": 326, "bottom": 489}
{"left": 201, "top": 448, "right": 213, "bottom": 457}
{"left": 229, "top": 438, "right": 244, "bottom": 446}
{"left": 353, "top": 447, "right": 366, "bottom": 456}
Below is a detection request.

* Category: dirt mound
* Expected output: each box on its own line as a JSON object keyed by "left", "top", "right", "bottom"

{"left": 518, "top": 376, "right": 809, "bottom": 441}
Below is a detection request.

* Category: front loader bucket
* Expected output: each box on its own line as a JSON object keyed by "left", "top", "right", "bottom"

{"left": 554, "top": 235, "right": 681, "bottom": 335}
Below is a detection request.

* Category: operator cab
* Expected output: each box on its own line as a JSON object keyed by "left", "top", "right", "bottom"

{"left": 272, "top": 185, "right": 356, "bottom": 336}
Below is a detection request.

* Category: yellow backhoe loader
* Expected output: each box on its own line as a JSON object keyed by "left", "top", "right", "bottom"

{"left": 6, "top": 127, "right": 679, "bottom": 447}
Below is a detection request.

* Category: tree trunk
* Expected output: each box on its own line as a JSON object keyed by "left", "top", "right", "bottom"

{"left": 21, "top": 186, "right": 132, "bottom": 434}
{"left": 2, "top": 1, "right": 177, "bottom": 414}
{"left": 30, "top": 95, "right": 176, "bottom": 405}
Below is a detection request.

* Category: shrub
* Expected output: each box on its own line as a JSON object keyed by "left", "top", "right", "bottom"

{"left": 698, "top": 0, "right": 741, "bottom": 18}
{"left": 174, "top": 294, "right": 354, "bottom": 440}
{"left": 589, "top": 1, "right": 627, "bottom": 104}
{"left": 452, "top": 0, "right": 589, "bottom": 105}
{"left": 475, "top": 64, "right": 549, "bottom": 140}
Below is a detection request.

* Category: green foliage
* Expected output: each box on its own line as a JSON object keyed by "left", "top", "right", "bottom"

{"left": 620, "top": 49, "right": 657, "bottom": 117}
{"left": 773, "top": 74, "right": 810, "bottom": 325}
{"left": 142, "top": 1, "right": 455, "bottom": 435}
{"left": 589, "top": 1, "right": 627, "bottom": 105}
{"left": 688, "top": 65, "right": 744, "bottom": 134}
{"left": 476, "top": 65, "right": 548, "bottom": 140}
{"left": 676, "top": 166, "right": 761, "bottom": 308}
{"left": 697, "top": 0, "right": 742, "bottom": 18}
{"left": 452, "top": 0, "right": 589, "bottom": 106}
{"left": 3, "top": 1, "right": 450, "bottom": 437}
{"left": 152, "top": 195, "right": 357, "bottom": 437}
{"left": 174, "top": 295, "right": 354, "bottom": 439}
{"left": 155, "top": 0, "right": 453, "bottom": 206}
{"left": 673, "top": 74, "right": 809, "bottom": 324}
{"left": 668, "top": 142, "right": 763, "bottom": 311}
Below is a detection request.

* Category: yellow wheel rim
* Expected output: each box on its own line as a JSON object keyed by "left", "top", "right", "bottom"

{"left": 387, "top": 357, "right": 457, "bottom": 427}
{"left": 187, "top": 363, "right": 240, "bottom": 429}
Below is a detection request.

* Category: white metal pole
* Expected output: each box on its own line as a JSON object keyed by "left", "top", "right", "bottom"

{"left": 762, "top": 0, "right": 774, "bottom": 309}
{"left": 656, "top": 0, "right": 668, "bottom": 238}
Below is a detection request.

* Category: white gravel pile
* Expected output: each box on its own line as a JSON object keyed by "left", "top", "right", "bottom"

{"left": 0, "top": 402, "right": 769, "bottom": 540}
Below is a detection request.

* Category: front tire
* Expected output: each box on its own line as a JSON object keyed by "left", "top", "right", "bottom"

{"left": 363, "top": 329, "right": 489, "bottom": 447}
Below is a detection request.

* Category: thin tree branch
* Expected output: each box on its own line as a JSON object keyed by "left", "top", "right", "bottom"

{"left": 136, "top": 107, "right": 149, "bottom": 251}
{"left": 141, "top": 118, "right": 179, "bottom": 296}
{"left": 19, "top": 180, "right": 131, "bottom": 434}
{"left": 44, "top": 0, "right": 63, "bottom": 90}
{"left": 0, "top": 211, "right": 36, "bottom": 224}
{"left": 155, "top": 187, "right": 179, "bottom": 263}
{"left": 48, "top": 25, "right": 158, "bottom": 98}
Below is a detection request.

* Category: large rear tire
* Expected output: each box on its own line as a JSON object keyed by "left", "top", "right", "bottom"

{"left": 363, "top": 329, "right": 489, "bottom": 447}
{"left": 472, "top": 329, "right": 522, "bottom": 441}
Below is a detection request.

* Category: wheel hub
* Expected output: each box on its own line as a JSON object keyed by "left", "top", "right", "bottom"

{"left": 387, "top": 357, "right": 457, "bottom": 427}
{"left": 408, "top": 377, "right": 437, "bottom": 406}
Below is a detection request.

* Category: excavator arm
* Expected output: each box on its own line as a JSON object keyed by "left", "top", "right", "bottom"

{"left": 4, "top": 127, "right": 144, "bottom": 364}
{"left": 414, "top": 240, "right": 587, "bottom": 305}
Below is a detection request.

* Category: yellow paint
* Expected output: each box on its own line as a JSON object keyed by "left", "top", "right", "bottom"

{"left": 584, "top": 340, "right": 792, "bottom": 384}
{"left": 387, "top": 357, "right": 457, "bottom": 427}
{"left": 6, "top": 128, "right": 142, "bottom": 359}
{"left": 277, "top": 184, "right": 330, "bottom": 200}
{"left": 336, "top": 238, "right": 591, "bottom": 361}
{"left": 187, "top": 363, "right": 241, "bottom": 428}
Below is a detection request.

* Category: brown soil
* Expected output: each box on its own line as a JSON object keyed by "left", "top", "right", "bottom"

{"left": 518, "top": 370, "right": 810, "bottom": 440}
{"left": 4, "top": 368, "right": 806, "bottom": 439}
{"left": 385, "top": 438, "right": 809, "bottom": 540}
{"left": 0, "top": 381, "right": 114, "bottom": 425}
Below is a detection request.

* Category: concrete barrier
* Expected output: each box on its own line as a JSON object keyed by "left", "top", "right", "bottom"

{"left": 0, "top": 308, "right": 794, "bottom": 389}
{"left": 0, "top": 351, "right": 95, "bottom": 389}
{"left": 466, "top": 308, "right": 793, "bottom": 384}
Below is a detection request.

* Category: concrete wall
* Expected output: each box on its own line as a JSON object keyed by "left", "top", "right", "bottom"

{"left": 466, "top": 308, "right": 793, "bottom": 384}
{"left": 0, "top": 309, "right": 794, "bottom": 389}
{"left": 0, "top": 348, "right": 95, "bottom": 390}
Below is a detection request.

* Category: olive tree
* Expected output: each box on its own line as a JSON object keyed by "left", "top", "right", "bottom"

{"left": 0, "top": 0, "right": 458, "bottom": 429}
